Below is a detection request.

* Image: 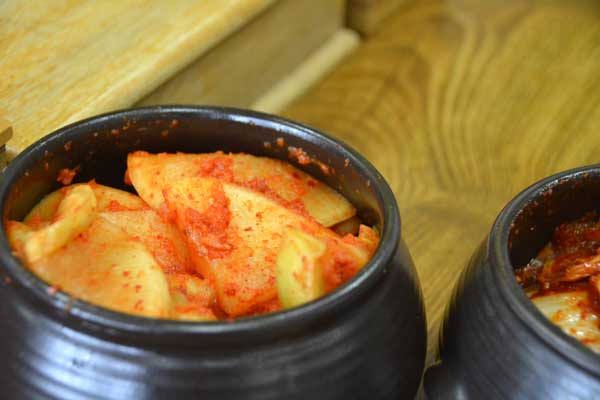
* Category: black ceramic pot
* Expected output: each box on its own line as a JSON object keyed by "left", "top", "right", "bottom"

{"left": 425, "top": 165, "right": 600, "bottom": 399}
{"left": 0, "top": 106, "right": 426, "bottom": 399}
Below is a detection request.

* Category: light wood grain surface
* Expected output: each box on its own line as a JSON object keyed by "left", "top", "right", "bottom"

{"left": 283, "top": 0, "right": 600, "bottom": 363}
{"left": 0, "top": 0, "right": 274, "bottom": 154}
{"left": 139, "top": 0, "right": 345, "bottom": 110}
{"left": 347, "top": 0, "right": 412, "bottom": 35}
{"left": 252, "top": 29, "right": 360, "bottom": 114}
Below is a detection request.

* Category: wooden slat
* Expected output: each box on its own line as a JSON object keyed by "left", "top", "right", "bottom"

{"left": 252, "top": 29, "right": 360, "bottom": 114}
{"left": 347, "top": 0, "right": 411, "bottom": 35}
{"left": 139, "top": 0, "right": 345, "bottom": 110}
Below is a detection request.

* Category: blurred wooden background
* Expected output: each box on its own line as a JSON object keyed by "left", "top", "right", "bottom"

{"left": 347, "top": 0, "right": 411, "bottom": 34}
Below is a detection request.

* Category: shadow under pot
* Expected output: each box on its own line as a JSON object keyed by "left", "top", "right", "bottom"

{"left": 0, "top": 106, "right": 426, "bottom": 400}
{"left": 425, "top": 165, "right": 600, "bottom": 399}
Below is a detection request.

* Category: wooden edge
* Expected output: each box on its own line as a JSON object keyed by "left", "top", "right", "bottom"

{"left": 251, "top": 28, "right": 360, "bottom": 114}
{"left": 0, "top": 116, "right": 13, "bottom": 166}
{"left": 346, "top": 0, "right": 411, "bottom": 36}
{"left": 0, "top": 116, "right": 13, "bottom": 146}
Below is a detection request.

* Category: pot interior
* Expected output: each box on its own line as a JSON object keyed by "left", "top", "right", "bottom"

{"left": 507, "top": 168, "right": 600, "bottom": 269}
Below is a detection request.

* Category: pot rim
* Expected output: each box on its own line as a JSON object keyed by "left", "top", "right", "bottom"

{"left": 489, "top": 164, "right": 600, "bottom": 375}
{"left": 0, "top": 105, "right": 401, "bottom": 340}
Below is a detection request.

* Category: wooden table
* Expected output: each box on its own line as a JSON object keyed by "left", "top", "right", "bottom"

{"left": 283, "top": 0, "right": 600, "bottom": 364}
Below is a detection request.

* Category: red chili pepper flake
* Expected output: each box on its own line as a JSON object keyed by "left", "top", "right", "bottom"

{"left": 319, "top": 163, "right": 330, "bottom": 175}
{"left": 183, "top": 186, "right": 233, "bottom": 260}
{"left": 287, "top": 146, "right": 311, "bottom": 165}
{"left": 122, "top": 271, "right": 131, "bottom": 277}
{"left": 57, "top": 167, "right": 78, "bottom": 185}
{"left": 44, "top": 162, "right": 49, "bottom": 171}
{"left": 276, "top": 137, "right": 285, "bottom": 147}
{"left": 111, "top": 129, "right": 120, "bottom": 136}
{"left": 197, "top": 155, "right": 234, "bottom": 181}
{"left": 122, "top": 119, "right": 133, "bottom": 131}
{"left": 135, "top": 284, "right": 142, "bottom": 293}
{"left": 134, "top": 299, "right": 144, "bottom": 311}
{"left": 170, "top": 119, "right": 179, "bottom": 128}
{"left": 47, "top": 285, "right": 61, "bottom": 295}
{"left": 106, "top": 200, "right": 127, "bottom": 212}
{"left": 225, "top": 285, "right": 237, "bottom": 297}
{"left": 64, "top": 141, "right": 72, "bottom": 151}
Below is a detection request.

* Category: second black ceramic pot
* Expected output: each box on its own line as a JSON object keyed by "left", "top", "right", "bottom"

{"left": 0, "top": 106, "right": 426, "bottom": 399}
{"left": 425, "top": 165, "right": 600, "bottom": 399}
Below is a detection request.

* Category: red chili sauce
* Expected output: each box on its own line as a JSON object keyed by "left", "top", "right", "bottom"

{"left": 515, "top": 212, "right": 600, "bottom": 317}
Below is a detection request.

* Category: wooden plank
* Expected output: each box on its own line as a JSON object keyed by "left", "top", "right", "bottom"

{"left": 347, "top": 0, "right": 411, "bottom": 35}
{"left": 0, "top": 116, "right": 13, "bottom": 168}
{"left": 138, "top": 0, "right": 345, "bottom": 109}
{"left": 252, "top": 29, "right": 360, "bottom": 114}
{"left": 0, "top": 0, "right": 275, "bottom": 155}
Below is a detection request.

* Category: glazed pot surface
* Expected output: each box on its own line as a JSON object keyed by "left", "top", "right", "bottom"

{"left": 0, "top": 106, "right": 426, "bottom": 399}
